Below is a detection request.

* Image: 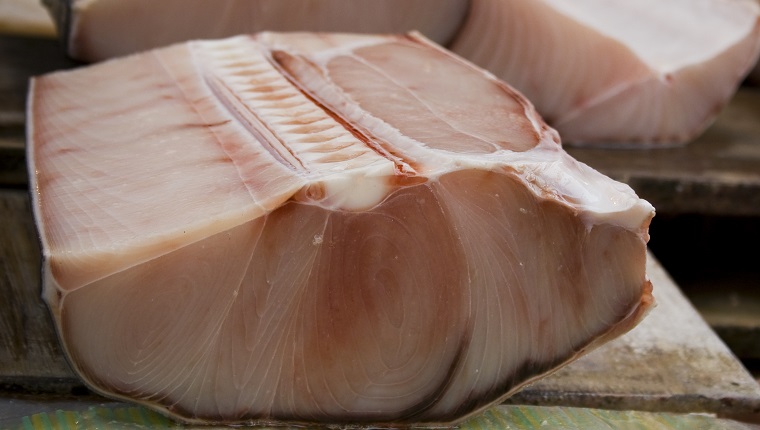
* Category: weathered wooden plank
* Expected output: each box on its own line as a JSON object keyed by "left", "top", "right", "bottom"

{"left": 687, "top": 275, "right": 760, "bottom": 361}
{"left": 0, "top": 35, "right": 76, "bottom": 128}
{"left": 0, "top": 128, "right": 26, "bottom": 188}
{"left": 641, "top": 212, "right": 760, "bottom": 363}
{"left": 0, "top": 0, "right": 56, "bottom": 38}
{"left": 0, "top": 190, "right": 79, "bottom": 393}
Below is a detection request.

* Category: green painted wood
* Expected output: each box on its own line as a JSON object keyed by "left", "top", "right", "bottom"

{"left": 2, "top": 404, "right": 758, "bottom": 430}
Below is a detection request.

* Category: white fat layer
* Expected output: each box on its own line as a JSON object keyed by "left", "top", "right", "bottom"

{"left": 304, "top": 163, "right": 398, "bottom": 211}
{"left": 306, "top": 144, "right": 653, "bottom": 231}
{"left": 544, "top": 0, "right": 760, "bottom": 72}
{"left": 510, "top": 153, "right": 655, "bottom": 231}
{"left": 418, "top": 146, "right": 654, "bottom": 233}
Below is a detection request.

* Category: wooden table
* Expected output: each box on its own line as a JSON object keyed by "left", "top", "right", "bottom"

{"left": 2, "top": 34, "right": 760, "bottom": 425}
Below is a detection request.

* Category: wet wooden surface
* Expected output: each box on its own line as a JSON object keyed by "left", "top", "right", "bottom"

{"left": 1, "top": 34, "right": 760, "bottom": 422}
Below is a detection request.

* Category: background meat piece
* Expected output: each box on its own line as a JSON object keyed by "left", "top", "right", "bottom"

{"left": 450, "top": 0, "right": 760, "bottom": 146}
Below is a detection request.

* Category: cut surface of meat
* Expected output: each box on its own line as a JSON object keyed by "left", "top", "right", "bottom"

{"left": 43, "top": 0, "right": 468, "bottom": 61}
{"left": 28, "top": 32, "right": 655, "bottom": 426}
{"left": 451, "top": 0, "right": 760, "bottom": 146}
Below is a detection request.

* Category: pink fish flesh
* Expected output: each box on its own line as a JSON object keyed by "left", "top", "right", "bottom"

{"left": 28, "top": 32, "right": 655, "bottom": 426}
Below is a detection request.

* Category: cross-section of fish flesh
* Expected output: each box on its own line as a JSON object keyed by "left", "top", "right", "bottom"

{"left": 451, "top": 0, "right": 760, "bottom": 146}
{"left": 42, "top": 0, "right": 468, "bottom": 62}
{"left": 28, "top": 32, "right": 655, "bottom": 426}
